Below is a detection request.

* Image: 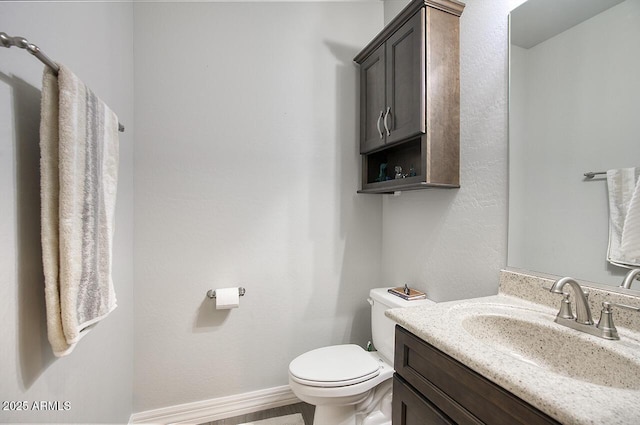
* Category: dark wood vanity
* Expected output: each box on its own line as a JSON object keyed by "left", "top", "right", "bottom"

{"left": 354, "top": 0, "right": 464, "bottom": 193}
{"left": 392, "top": 326, "right": 561, "bottom": 425}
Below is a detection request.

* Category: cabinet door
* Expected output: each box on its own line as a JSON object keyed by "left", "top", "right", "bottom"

{"left": 393, "top": 376, "right": 454, "bottom": 425}
{"left": 385, "top": 10, "right": 425, "bottom": 146}
{"left": 359, "top": 44, "right": 386, "bottom": 154}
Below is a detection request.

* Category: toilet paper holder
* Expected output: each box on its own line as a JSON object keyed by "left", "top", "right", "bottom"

{"left": 206, "top": 287, "right": 246, "bottom": 299}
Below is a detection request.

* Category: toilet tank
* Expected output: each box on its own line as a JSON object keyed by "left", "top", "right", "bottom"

{"left": 369, "top": 288, "right": 435, "bottom": 363}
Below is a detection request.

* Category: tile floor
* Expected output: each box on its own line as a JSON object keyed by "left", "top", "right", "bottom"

{"left": 202, "top": 402, "right": 314, "bottom": 425}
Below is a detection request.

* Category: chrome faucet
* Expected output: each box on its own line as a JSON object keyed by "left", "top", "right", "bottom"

{"left": 549, "top": 277, "right": 593, "bottom": 325}
{"left": 549, "top": 277, "right": 640, "bottom": 340}
{"left": 620, "top": 268, "right": 640, "bottom": 289}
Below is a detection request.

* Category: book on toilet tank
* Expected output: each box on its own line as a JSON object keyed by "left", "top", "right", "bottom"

{"left": 388, "top": 286, "right": 427, "bottom": 301}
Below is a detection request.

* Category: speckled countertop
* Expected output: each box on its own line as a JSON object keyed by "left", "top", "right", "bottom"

{"left": 386, "top": 270, "right": 640, "bottom": 425}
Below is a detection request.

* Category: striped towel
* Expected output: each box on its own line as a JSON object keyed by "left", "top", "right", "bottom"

{"left": 620, "top": 173, "right": 640, "bottom": 266}
{"left": 607, "top": 168, "right": 640, "bottom": 268}
{"left": 40, "top": 65, "right": 119, "bottom": 357}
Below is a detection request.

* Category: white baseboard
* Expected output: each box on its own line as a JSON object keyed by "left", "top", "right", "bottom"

{"left": 130, "top": 385, "right": 300, "bottom": 425}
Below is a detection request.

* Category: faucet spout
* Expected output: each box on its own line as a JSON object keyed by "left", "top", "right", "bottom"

{"left": 620, "top": 268, "right": 640, "bottom": 289}
{"left": 549, "top": 277, "right": 593, "bottom": 325}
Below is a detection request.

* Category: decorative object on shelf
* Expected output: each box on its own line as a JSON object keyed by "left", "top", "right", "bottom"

{"left": 394, "top": 166, "right": 403, "bottom": 179}
{"left": 388, "top": 284, "right": 427, "bottom": 301}
{"left": 376, "top": 163, "right": 388, "bottom": 182}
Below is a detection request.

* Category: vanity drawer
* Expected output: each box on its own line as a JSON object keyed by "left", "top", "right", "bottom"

{"left": 394, "top": 325, "right": 560, "bottom": 425}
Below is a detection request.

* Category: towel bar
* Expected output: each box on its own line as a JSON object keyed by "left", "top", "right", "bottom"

{"left": 584, "top": 171, "right": 606, "bottom": 179}
{"left": 1, "top": 32, "right": 125, "bottom": 132}
{"left": 206, "top": 287, "right": 246, "bottom": 299}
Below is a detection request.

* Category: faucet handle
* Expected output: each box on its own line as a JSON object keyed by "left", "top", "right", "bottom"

{"left": 596, "top": 302, "right": 640, "bottom": 340}
{"left": 596, "top": 302, "right": 620, "bottom": 340}
{"left": 557, "top": 293, "right": 575, "bottom": 320}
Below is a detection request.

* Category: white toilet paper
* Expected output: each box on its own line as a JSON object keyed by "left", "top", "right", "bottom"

{"left": 215, "top": 287, "right": 240, "bottom": 310}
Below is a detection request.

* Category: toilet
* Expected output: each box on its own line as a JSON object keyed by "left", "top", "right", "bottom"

{"left": 288, "top": 288, "right": 434, "bottom": 425}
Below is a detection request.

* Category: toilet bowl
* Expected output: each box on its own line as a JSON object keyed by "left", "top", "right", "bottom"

{"left": 288, "top": 288, "right": 434, "bottom": 425}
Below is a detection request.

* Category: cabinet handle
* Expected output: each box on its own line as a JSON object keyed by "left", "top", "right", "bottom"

{"left": 376, "top": 110, "right": 384, "bottom": 139}
{"left": 383, "top": 107, "right": 391, "bottom": 136}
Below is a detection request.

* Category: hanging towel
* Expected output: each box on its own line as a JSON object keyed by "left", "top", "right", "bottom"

{"left": 621, "top": 175, "right": 640, "bottom": 264}
{"left": 40, "top": 65, "right": 119, "bottom": 357}
{"left": 606, "top": 167, "right": 640, "bottom": 268}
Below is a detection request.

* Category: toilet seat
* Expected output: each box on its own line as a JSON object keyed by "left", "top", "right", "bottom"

{"left": 289, "top": 344, "right": 381, "bottom": 388}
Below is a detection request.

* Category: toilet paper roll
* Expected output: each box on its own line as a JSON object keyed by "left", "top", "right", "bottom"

{"left": 215, "top": 287, "right": 240, "bottom": 310}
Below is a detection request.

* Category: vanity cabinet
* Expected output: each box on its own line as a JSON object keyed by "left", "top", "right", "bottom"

{"left": 354, "top": 0, "right": 464, "bottom": 193}
{"left": 393, "top": 326, "right": 561, "bottom": 425}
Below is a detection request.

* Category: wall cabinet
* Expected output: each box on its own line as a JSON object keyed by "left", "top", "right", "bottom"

{"left": 393, "top": 326, "right": 561, "bottom": 425}
{"left": 354, "top": 0, "right": 464, "bottom": 193}
{"left": 359, "top": 11, "right": 424, "bottom": 154}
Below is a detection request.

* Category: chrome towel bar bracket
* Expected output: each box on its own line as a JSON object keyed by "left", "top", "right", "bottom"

{"left": 206, "top": 287, "right": 246, "bottom": 299}
{"left": 1, "top": 31, "right": 125, "bottom": 133}
{"left": 584, "top": 171, "right": 606, "bottom": 179}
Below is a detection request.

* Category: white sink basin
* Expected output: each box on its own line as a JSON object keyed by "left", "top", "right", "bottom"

{"left": 461, "top": 311, "right": 640, "bottom": 389}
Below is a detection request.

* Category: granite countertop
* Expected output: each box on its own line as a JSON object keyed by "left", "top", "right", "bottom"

{"left": 386, "top": 293, "right": 640, "bottom": 425}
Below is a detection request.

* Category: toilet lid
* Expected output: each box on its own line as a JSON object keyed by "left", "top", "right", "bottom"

{"left": 289, "top": 344, "right": 380, "bottom": 388}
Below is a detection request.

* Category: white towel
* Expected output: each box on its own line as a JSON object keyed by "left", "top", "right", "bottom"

{"left": 607, "top": 168, "right": 640, "bottom": 268}
{"left": 40, "top": 65, "right": 119, "bottom": 357}
{"left": 621, "top": 176, "right": 640, "bottom": 263}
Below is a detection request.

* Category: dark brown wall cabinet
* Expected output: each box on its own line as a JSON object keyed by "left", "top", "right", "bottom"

{"left": 354, "top": 0, "right": 464, "bottom": 193}
{"left": 393, "top": 326, "right": 562, "bottom": 425}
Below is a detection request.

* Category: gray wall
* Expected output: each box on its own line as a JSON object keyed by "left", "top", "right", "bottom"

{"left": 1, "top": 0, "right": 519, "bottom": 419}
{"left": 380, "top": 0, "right": 515, "bottom": 302}
{"left": 0, "top": 2, "right": 135, "bottom": 424}
{"left": 132, "top": 1, "right": 384, "bottom": 412}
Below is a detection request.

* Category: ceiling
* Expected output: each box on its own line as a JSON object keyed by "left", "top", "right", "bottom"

{"left": 510, "top": 0, "right": 625, "bottom": 48}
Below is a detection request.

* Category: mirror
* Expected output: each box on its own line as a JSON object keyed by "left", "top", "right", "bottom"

{"left": 508, "top": 0, "right": 640, "bottom": 289}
